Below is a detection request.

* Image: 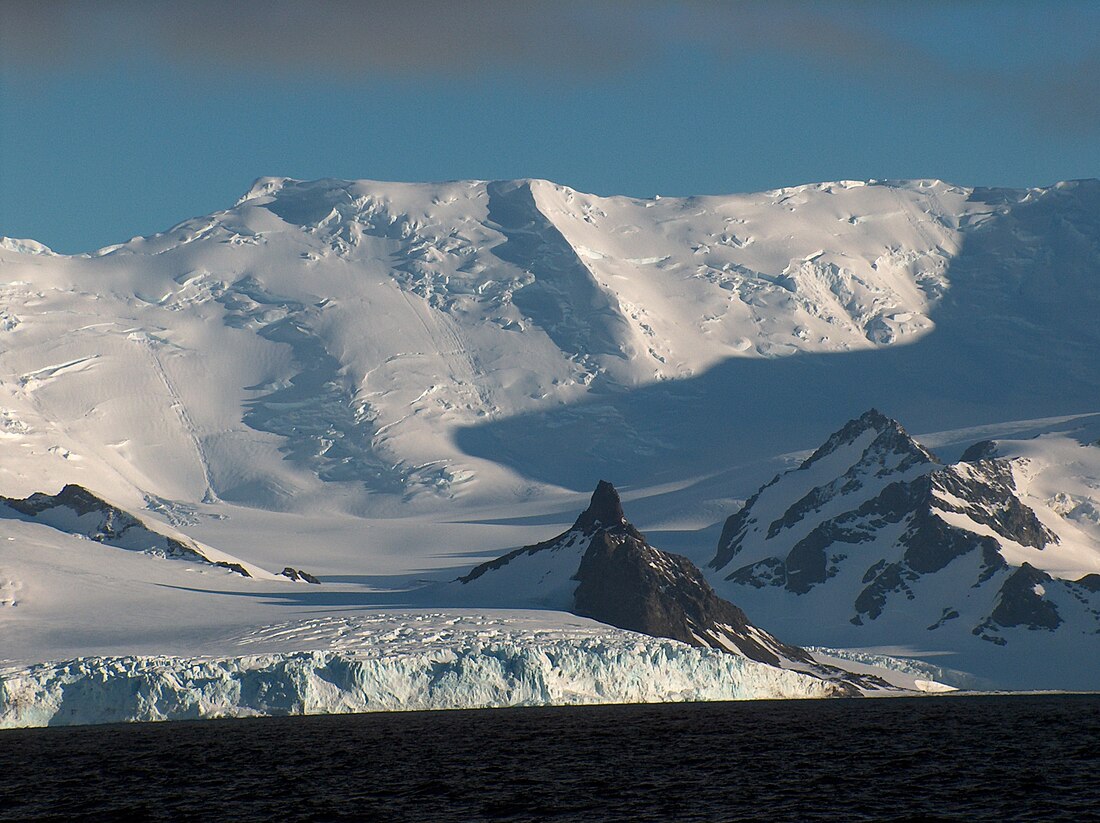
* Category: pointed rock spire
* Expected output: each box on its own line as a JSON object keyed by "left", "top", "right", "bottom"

{"left": 573, "top": 480, "right": 627, "bottom": 533}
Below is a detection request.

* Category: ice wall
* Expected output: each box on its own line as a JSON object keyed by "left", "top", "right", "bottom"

{"left": 1, "top": 636, "right": 843, "bottom": 728}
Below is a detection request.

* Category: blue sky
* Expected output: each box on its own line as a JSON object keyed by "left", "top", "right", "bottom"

{"left": 1, "top": 1, "right": 1098, "bottom": 254}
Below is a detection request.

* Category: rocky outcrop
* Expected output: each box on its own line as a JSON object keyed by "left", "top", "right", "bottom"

{"left": 459, "top": 481, "right": 893, "bottom": 693}
{"left": 709, "top": 410, "right": 1100, "bottom": 648}
{"left": 280, "top": 567, "right": 321, "bottom": 584}
{"left": 570, "top": 489, "right": 814, "bottom": 668}
{"left": 0, "top": 484, "right": 318, "bottom": 582}
{"left": 1, "top": 484, "right": 212, "bottom": 565}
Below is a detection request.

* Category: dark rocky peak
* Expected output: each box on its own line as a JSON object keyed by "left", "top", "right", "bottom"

{"left": 984, "top": 563, "right": 1062, "bottom": 634}
{"left": 960, "top": 440, "right": 999, "bottom": 462}
{"left": 5, "top": 484, "right": 120, "bottom": 518}
{"left": 572, "top": 480, "right": 638, "bottom": 537}
{"left": 573, "top": 529, "right": 888, "bottom": 693}
{"left": 456, "top": 479, "right": 884, "bottom": 692}
{"left": 1075, "top": 573, "right": 1100, "bottom": 592}
{"left": 573, "top": 529, "right": 812, "bottom": 667}
{"left": 459, "top": 481, "right": 636, "bottom": 585}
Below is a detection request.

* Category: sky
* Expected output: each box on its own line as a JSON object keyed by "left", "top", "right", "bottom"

{"left": 1, "top": 1, "right": 1098, "bottom": 254}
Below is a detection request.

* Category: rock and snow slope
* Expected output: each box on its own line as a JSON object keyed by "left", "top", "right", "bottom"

{"left": 709, "top": 410, "right": 1100, "bottom": 690}
{"left": 0, "top": 483, "right": 294, "bottom": 580}
{"left": 454, "top": 480, "right": 899, "bottom": 692}
{"left": 0, "top": 175, "right": 1098, "bottom": 707}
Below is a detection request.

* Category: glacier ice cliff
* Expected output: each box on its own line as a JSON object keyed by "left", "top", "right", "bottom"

{"left": 1, "top": 635, "right": 844, "bottom": 728}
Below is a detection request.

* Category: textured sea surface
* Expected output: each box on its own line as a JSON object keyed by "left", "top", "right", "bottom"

{"left": 0, "top": 694, "right": 1096, "bottom": 822}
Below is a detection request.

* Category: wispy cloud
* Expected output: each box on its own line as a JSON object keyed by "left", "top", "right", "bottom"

{"left": 2, "top": 1, "right": 1097, "bottom": 133}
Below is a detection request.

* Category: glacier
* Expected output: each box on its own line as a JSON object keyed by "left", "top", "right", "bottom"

{"left": 1, "top": 623, "right": 844, "bottom": 728}
{"left": 0, "top": 175, "right": 1097, "bottom": 721}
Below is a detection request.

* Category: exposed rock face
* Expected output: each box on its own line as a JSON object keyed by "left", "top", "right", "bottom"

{"left": 0, "top": 484, "right": 214, "bottom": 565}
{"left": 930, "top": 460, "right": 1057, "bottom": 551}
{"left": 572, "top": 515, "right": 814, "bottom": 669}
{"left": 713, "top": 409, "right": 936, "bottom": 573}
{"left": 1076, "top": 574, "right": 1100, "bottom": 593}
{"left": 572, "top": 479, "right": 630, "bottom": 534}
{"left": 280, "top": 567, "right": 321, "bottom": 584}
{"left": 709, "top": 410, "right": 1100, "bottom": 650}
{"left": 0, "top": 484, "right": 285, "bottom": 580}
{"left": 960, "top": 440, "right": 998, "bottom": 462}
{"left": 459, "top": 481, "right": 893, "bottom": 693}
{"left": 988, "top": 564, "right": 1062, "bottom": 631}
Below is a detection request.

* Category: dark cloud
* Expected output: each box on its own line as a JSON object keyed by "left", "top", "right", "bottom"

{"left": 0, "top": 1, "right": 652, "bottom": 77}
{"left": 2, "top": 0, "right": 1097, "bottom": 133}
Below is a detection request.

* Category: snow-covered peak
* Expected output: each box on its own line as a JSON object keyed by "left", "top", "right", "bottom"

{"left": 800, "top": 409, "right": 937, "bottom": 473}
{"left": 0, "top": 483, "right": 305, "bottom": 582}
{"left": 0, "top": 237, "right": 56, "bottom": 256}
{"left": 712, "top": 410, "right": 938, "bottom": 573}
{"left": 0, "top": 174, "right": 1098, "bottom": 518}
{"left": 707, "top": 410, "right": 1100, "bottom": 688}
{"left": 236, "top": 175, "right": 296, "bottom": 205}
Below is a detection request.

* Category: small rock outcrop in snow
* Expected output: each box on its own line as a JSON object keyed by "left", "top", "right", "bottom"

{"left": 0, "top": 484, "right": 313, "bottom": 582}
{"left": 279, "top": 567, "right": 321, "bottom": 584}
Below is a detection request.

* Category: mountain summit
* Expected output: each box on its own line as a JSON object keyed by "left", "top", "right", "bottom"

{"left": 708, "top": 410, "right": 1100, "bottom": 688}
{"left": 2, "top": 177, "right": 1099, "bottom": 511}
{"left": 573, "top": 480, "right": 630, "bottom": 534}
{"left": 457, "top": 481, "right": 893, "bottom": 691}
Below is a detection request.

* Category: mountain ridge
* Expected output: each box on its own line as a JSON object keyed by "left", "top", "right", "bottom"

{"left": 706, "top": 409, "right": 1100, "bottom": 688}
{"left": 457, "top": 480, "right": 899, "bottom": 692}
{"left": 0, "top": 175, "right": 1097, "bottom": 691}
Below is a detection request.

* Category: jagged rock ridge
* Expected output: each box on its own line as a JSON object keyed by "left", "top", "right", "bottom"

{"left": 709, "top": 410, "right": 1100, "bottom": 659}
{"left": 460, "top": 481, "right": 893, "bottom": 692}
{"left": 0, "top": 484, "right": 317, "bottom": 582}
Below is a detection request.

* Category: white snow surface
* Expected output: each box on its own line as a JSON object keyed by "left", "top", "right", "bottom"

{"left": 989, "top": 416, "right": 1100, "bottom": 578}
{"left": 1, "top": 176, "right": 1099, "bottom": 713}
{"left": 0, "top": 175, "right": 1062, "bottom": 515}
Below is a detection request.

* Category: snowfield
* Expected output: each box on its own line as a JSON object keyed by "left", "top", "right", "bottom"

{"left": 0, "top": 176, "right": 1098, "bottom": 724}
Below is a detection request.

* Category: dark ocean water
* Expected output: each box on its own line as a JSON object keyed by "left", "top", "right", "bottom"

{"left": 0, "top": 694, "right": 1097, "bottom": 822}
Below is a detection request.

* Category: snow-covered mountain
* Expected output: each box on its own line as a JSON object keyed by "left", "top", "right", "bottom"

{"left": 1, "top": 175, "right": 1098, "bottom": 706}
{"left": 2, "top": 176, "right": 1098, "bottom": 514}
{"left": 708, "top": 410, "right": 1100, "bottom": 689}
{"left": 455, "top": 480, "right": 904, "bottom": 693}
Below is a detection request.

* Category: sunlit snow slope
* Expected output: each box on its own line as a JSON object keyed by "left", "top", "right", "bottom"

{"left": 6, "top": 177, "right": 1097, "bottom": 515}
{"left": 1, "top": 176, "right": 1098, "bottom": 695}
